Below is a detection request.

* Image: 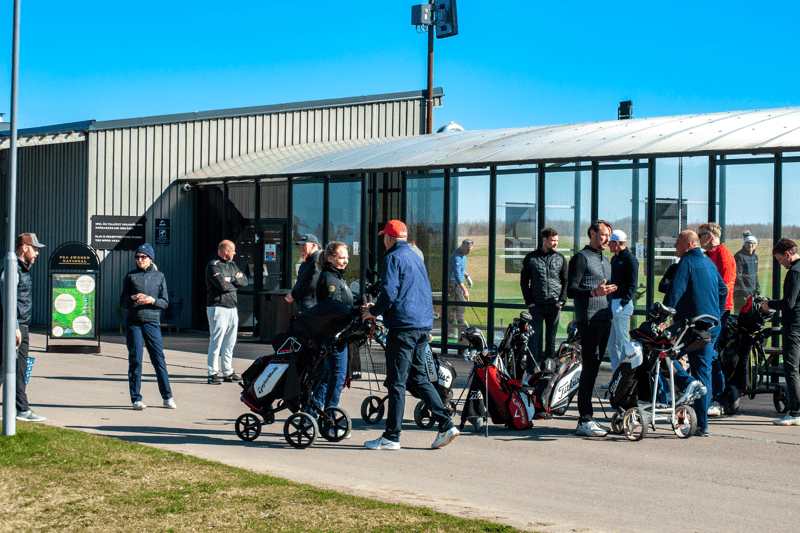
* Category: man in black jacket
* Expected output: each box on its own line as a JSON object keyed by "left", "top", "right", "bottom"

{"left": 520, "top": 228, "right": 567, "bottom": 369}
{"left": 285, "top": 234, "right": 320, "bottom": 313}
{"left": 1, "top": 233, "right": 46, "bottom": 422}
{"left": 763, "top": 238, "right": 800, "bottom": 425}
{"left": 567, "top": 220, "right": 617, "bottom": 437}
{"left": 205, "top": 240, "right": 248, "bottom": 385}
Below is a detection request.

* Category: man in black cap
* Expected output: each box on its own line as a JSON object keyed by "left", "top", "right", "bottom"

{"left": 1, "top": 233, "right": 47, "bottom": 422}
{"left": 285, "top": 234, "right": 320, "bottom": 313}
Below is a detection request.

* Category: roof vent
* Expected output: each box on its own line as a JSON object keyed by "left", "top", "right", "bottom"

{"left": 437, "top": 121, "right": 465, "bottom": 133}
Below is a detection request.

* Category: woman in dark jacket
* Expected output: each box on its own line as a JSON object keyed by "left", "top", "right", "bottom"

{"left": 311, "top": 241, "right": 353, "bottom": 416}
{"left": 120, "top": 243, "right": 175, "bottom": 410}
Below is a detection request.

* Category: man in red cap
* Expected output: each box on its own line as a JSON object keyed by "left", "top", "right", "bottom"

{"left": 362, "top": 220, "right": 458, "bottom": 450}
{"left": 1, "top": 233, "right": 47, "bottom": 422}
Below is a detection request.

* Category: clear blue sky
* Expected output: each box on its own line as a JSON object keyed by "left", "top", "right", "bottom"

{"left": 1, "top": 1, "right": 799, "bottom": 131}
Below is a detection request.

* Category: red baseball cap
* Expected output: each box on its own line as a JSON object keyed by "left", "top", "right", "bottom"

{"left": 378, "top": 220, "right": 408, "bottom": 238}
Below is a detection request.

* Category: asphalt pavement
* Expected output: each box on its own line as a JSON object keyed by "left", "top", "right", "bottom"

{"left": 8, "top": 329, "right": 800, "bottom": 533}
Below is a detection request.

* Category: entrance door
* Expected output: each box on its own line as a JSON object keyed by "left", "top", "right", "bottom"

{"left": 256, "top": 221, "right": 286, "bottom": 293}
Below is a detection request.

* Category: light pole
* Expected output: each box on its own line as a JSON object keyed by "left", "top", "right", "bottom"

{"left": 3, "top": 0, "right": 22, "bottom": 437}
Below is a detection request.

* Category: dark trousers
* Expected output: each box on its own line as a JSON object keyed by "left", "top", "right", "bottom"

{"left": 126, "top": 320, "right": 172, "bottom": 403}
{"left": 383, "top": 328, "right": 453, "bottom": 442}
{"left": 783, "top": 330, "right": 800, "bottom": 417}
{"left": 576, "top": 320, "right": 611, "bottom": 421}
{"left": 527, "top": 304, "right": 561, "bottom": 365}
{"left": 1, "top": 324, "right": 31, "bottom": 412}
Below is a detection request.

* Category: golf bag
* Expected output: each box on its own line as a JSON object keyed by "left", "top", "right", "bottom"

{"left": 527, "top": 329, "right": 582, "bottom": 418}
{"left": 608, "top": 340, "right": 646, "bottom": 412}
{"left": 416, "top": 344, "right": 457, "bottom": 408}
{"left": 462, "top": 347, "right": 535, "bottom": 430}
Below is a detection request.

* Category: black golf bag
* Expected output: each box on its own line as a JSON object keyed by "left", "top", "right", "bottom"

{"left": 721, "top": 295, "right": 776, "bottom": 389}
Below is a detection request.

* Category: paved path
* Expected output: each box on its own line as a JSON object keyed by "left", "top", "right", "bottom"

{"left": 11, "top": 330, "right": 800, "bottom": 533}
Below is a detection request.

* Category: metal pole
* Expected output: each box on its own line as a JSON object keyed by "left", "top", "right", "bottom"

{"left": 3, "top": 0, "right": 21, "bottom": 437}
{"left": 426, "top": 21, "right": 434, "bottom": 134}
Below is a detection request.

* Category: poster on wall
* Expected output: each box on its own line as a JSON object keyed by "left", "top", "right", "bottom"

{"left": 264, "top": 244, "right": 277, "bottom": 261}
{"left": 51, "top": 273, "right": 97, "bottom": 339}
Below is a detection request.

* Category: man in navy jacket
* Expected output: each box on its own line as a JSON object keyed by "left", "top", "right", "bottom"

{"left": 362, "top": 220, "right": 458, "bottom": 450}
{"left": 665, "top": 230, "right": 727, "bottom": 437}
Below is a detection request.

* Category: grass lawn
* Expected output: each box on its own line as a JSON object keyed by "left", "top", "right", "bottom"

{"left": 0, "top": 423, "right": 524, "bottom": 533}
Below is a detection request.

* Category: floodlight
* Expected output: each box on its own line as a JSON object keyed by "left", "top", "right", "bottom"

{"left": 435, "top": 0, "right": 458, "bottom": 38}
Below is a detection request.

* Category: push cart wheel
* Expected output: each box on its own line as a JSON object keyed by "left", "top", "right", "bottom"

{"left": 319, "top": 407, "right": 352, "bottom": 442}
{"left": 235, "top": 413, "right": 262, "bottom": 442}
{"left": 284, "top": 412, "right": 319, "bottom": 449}
{"left": 414, "top": 402, "right": 436, "bottom": 429}
{"left": 623, "top": 407, "right": 648, "bottom": 441}
{"left": 361, "top": 395, "right": 386, "bottom": 424}
{"left": 774, "top": 385, "right": 790, "bottom": 414}
{"left": 672, "top": 405, "right": 698, "bottom": 439}
{"left": 723, "top": 385, "right": 740, "bottom": 416}
{"left": 610, "top": 412, "right": 624, "bottom": 435}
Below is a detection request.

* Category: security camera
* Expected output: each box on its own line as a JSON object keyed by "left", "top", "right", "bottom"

{"left": 181, "top": 183, "right": 192, "bottom": 192}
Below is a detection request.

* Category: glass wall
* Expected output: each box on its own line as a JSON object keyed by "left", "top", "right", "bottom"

{"left": 407, "top": 172, "right": 445, "bottom": 337}
{"left": 328, "top": 179, "right": 361, "bottom": 285}
{"left": 718, "top": 157, "right": 774, "bottom": 310}
{"left": 291, "top": 178, "right": 324, "bottom": 284}
{"left": 545, "top": 165, "right": 591, "bottom": 255}
{"left": 227, "top": 183, "right": 257, "bottom": 329}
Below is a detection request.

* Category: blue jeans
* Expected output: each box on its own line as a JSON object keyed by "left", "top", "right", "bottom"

{"left": 383, "top": 329, "right": 453, "bottom": 442}
{"left": 672, "top": 328, "right": 720, "bottom": 429}
{"left": 608, "top": 299, "right": 634, "bottom": 373}
{"left": 126, "top": 320, "right": 172, "bottom": 403}
{"left": 311, "top": 344, "right": 347, "bottom": 410}
{"left": 207, "top": 306, "right": 239, "bottom": 376}
{"left": 527, "top": 303, "right": 561, "bottom": 365}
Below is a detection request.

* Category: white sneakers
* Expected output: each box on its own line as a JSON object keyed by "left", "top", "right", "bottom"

{"left": 431, "top": 427, "right": 460, "bottom": 449}
{"left": 163, "top": 398, "right": 177, "bottom": 409}
{"left": 576, "top": 419, "right": 608, "bottom": 437}
{"left": 15, "top": 409, "right": 46, "bottom": 422}
{"left": 133, "top": 399, "right": 176, "bottom": 410}
{"left": 364, "top": 437, "right": 401, "bottom": 450}
{"left": 773, "top": 414, "right": 800, "bottom": 426}
{"left": 132, "top": 401, "right": 147, "bottom": 410}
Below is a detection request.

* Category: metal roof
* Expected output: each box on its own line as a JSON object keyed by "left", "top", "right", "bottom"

{"left": 0, "top": 88, "right": 443, "bottom": 137}
{"left": 182, "top": 106, "right": 800, "bottom": 182}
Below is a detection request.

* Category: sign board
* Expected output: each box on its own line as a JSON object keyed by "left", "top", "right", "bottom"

{"left": 91, "top": 215, "right": 146, "bottom": 251}
{"left": 155, "top": 218, "right": 170, "bottom": 245}
{"left": 47, "top": 242, "right": 101, "bottom": 353}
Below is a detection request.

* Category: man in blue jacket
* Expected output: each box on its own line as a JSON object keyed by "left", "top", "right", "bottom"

{"left": 665, "top": 230, "right": 727, "bottom": 437}
{"left": 362, "top": 220, "right": 458, "bottom": 450}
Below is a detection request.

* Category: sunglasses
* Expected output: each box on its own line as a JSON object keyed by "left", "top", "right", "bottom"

{"left": 135, "top": 254, "right": 149, "bottom": 260}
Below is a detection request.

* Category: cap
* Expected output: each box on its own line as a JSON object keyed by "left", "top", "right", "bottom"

{"left": 136, "top": 243, "right": 155, "bottom": 260}
{"left": 16, "top": 233, "right": 45, "bottom": 249}
{"left": 610, "top": 230, "right": 627, "bottom": 242}
{"left": 378, "top": 220, "right": 408, "bottom": 238}
{"left": 295, "top": 234, "right": 320, "bottom": 245}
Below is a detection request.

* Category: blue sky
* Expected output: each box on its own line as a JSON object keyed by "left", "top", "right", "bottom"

{"left": 1, "top": 1, "right": 799, "bottom": 130}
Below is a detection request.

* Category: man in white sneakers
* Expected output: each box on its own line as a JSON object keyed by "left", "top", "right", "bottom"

{"left": 362, "top": 220, "right": 458, "bottom": 450}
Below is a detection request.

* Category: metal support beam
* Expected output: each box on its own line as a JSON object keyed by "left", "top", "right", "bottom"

{"left": 488, "top": 167, "right": 498, "bottom": 344}
{"left": 322, "top": 176, "right": 330, "bottom": 245}
{"left": 646, "top": 159, "right": 657, "bottom": 311}
{"left": 718, "top": 156, "right": 727, "bottom": 241}
{"left": 708, "top": 156, "right": 716, "bottom": 222}
{"left": 536, "top": 164, "right": 545, "bottom": 235}
{"left": 360, "top": 173, "right": 368, "bottom": 295}
{"left": 591, "top": 160, "right": 599, "bottom": 222}
{"left": 441, "top": 169, "right": 451, "bottom": 353}
{"left": 773, "top": 153, "right": 783, "bottom": 332}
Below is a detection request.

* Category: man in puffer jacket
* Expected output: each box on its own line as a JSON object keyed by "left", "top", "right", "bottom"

{"left": 120, "top": 243, "right": 175, "bottom": 410}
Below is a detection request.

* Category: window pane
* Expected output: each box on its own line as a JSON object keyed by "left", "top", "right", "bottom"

{"left": 291, "top": 178, "right": 324, "bottom": 283}
{"left": 328, "top": 180, "right": 361, "bottom": 285}
{"left": 407, "top": 174, "right": 443, "bottom": 335}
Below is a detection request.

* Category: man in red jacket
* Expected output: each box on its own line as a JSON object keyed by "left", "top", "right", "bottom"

{"left": 698, "top": 222, "right": 735, "bottom": 416}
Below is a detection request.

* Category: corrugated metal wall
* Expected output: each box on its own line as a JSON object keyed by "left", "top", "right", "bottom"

{"left": 8, "top": 140, "right": 89, "bottom": 327}
{"left": 85, "top": 95, "right": 432, "bottom": 329}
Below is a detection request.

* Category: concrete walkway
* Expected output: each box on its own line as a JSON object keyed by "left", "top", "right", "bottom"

{"left": 10, "top": 329, "right": 800, "bottom": 533}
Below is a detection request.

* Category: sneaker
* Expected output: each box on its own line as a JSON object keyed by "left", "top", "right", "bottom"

{"left": 448, "top": 331, "right": 458, "bottom": 340}
{"left": 132, "top": 401, "right": 147, "bottom": 411}
{"left": 677, "top": 380, "right": 707, "bottom": 405}
{"left": 773, "top": 413, "right": 800, "bottom": 426}
{"left": 224, "top": 372, "right": 243, "bottom": 383}
{"left": 15, "top": 409, "right": 46, "bottom": 422}
{"left": 695, "top": 426, "right": 710, "bottom": 437}
{"left": 576, "top": 419, "right": 608, "bottom": 437}
{"left": 163, "top": 398, "right": 177, "bottom": 409}
{"left": 707, "top": 401, "right": 723, "bottom": 417}
{"left": 208, "top": 373, "right": 223, "bottom": 385}
{"left": 431, "top": 427, "right": 460, "bottom": 449}
{"left": 364, "top": 436, "right": 401, "bottom": 450}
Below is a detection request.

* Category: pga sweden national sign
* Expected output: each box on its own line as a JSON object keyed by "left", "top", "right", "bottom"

{"left": 47, "top": 242, "right": 102, "bottom": 354}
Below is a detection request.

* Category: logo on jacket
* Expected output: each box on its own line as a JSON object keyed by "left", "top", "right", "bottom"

{"left": 329, "top": 285, "right": 336, "bottom": 292}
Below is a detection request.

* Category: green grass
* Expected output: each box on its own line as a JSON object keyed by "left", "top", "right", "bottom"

{"left": 0, "top": 424, "right": 527, "bottom": 533}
